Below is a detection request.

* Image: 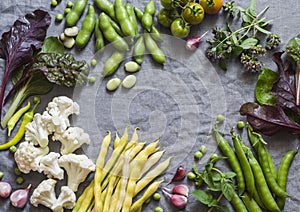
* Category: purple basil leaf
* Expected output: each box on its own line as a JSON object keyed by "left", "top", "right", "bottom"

{"left": 0, "top": 9, "right": 51, "bottom": 120}
{"left": 240, "top": 102, "right": 300, "bottom": 135}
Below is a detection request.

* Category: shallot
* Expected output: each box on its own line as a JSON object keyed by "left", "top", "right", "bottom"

{"left": 0, "top": 181, "right": 12, "bottom": 198}
{"left": 10, "top": 184, "right": 31, "bottom": 208}
{"left": 162, "top": 190, "right": 188, "bottom": 209}
{"left": 185, "top": 31, "right": 209, "bottom": 51}
{"left": 163, "top": 184, "right": 189, "bottom": 197}
{"left": 168, "top": 165, "right": 186, "bottom": 184}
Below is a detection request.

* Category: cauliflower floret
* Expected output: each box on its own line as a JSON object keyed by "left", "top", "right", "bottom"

{"left": 52, "top": 127, "right": 90, "bottom": 155}
{"left": 39, "top": 152, "right": 64, "bottom": 180}
{"left": 43, "top": 96, "right": 80, "bottom": 134}
{"left": 30, "top": 179, "right": 76, "bottom": 212}
{"left": 58, "top": 154, "right": 95, "bottom": 192}
{"left": 25, "top": 113, "right": 50, "bottom": 148}
{"left": 14, "top": 141, "right": 49, "bottom": 173}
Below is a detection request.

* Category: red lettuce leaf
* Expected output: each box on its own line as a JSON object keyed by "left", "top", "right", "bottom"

{"left": 0, "top": 9, "right": 51, "bottom": 120}
{"left": 240, "top": 102, "right": 300, "bottom": 135}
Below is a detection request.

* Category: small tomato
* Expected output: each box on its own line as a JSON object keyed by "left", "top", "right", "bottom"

{"left": 157, "top": 8, "right": 179, "bottom": 28}
{"left": 182, "top": 2, "right": 205, "bottom": 25}
{"left": 200, "top": 0, "right": 223, "bottom": 15}
{"left": 170, "top": 18, "right": 190, "bottom": 38}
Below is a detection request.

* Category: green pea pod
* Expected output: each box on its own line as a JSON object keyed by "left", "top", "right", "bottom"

{"left": 115, "top": 0, "right": 136, "bottom": 40}
{"left": 126, "top": 3, "right": 139, "bottom": 36}
{"left": 142, "top": 0, "right": 155, "bottom": 32}
{"left": 242, "top": 192, "right": 263, "bottom": 212}
{"left": 253, "top": 188, "right": 267, "bottom": 209}
{"left": 95, "top": 0, "right": 116, "bottom": 21}
{"left": 230, "top": 192, "right": 248, "bottom": 212}
{"left": 102, "top": 51, "right": 125, "bottom": 77}
{"left": 99, "top": 13, "right": 129, "bottom": 51}
{"left": 7, "top": 101, "right": 30, "bottom": 137}
{"left": 276, "top": 149, "right": 298, "bottom": 210}
{"left": 65, "top": 0, "right": 87, "bottom": 27}
{"left": 144, "top": 32, "right": 165, "bottom": 64}
{"left": 0, "top": 97, "right": 40, "bottom": 151}
{"left": 133, "top": 36, "right": 145, "bottom": 65}
{"left": 75, "top": 5, "right": 96, "bottom": 49}
{"left": 95, "top": 18, "right": 105, "bottom": 52}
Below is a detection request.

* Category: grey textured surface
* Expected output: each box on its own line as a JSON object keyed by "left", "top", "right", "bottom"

{"left": 0, "top": 0, "right": 300, "bottom": 211}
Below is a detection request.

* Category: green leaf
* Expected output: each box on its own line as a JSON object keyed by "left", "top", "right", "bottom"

{"left": 240, "top": 38, "right": 258, "bottom": 49}
{"left": 231, "top": 34, "right": 239, "bottom": 46}
{"left": 248, "top": 0, "right": 257, "bottom": 17}
{"left": 242, "top": 13, "right": 252, "bottom": 23}
{"left": 212, "top": 172, "right": 222, "bottom": 181}
{"left": 233, "top": 46, "right": 244, "bottom": 57}
{"left": 225, "top": 23, "right": 232, "bottom": 32}
{"left": 221, "top": 180, "right": 235, "bottom": 201}
{"left": 255, "top": 25, "right": 271, "bottom": 35}
{"left": 259, "top": 19, "right": 273, "bottom": 27}
{"left": 255, "top": 68, "right": 279, "bottom": 105}
{"left": 42, "top": 36, "right": 64, "bottom": 54}
{"left": 192, "top": 190, "right": 218, "bottom": 207}
{"left": 224, "top": 171, "right": 237, "bottom": 179}
{"left": 286, "top": 34, "right": 300, "bottom": 62}
{"left": 218, "top": 59, "right": 227, "bottom": 71}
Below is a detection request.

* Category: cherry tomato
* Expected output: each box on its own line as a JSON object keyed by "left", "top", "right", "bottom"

{"left": 170, "top": 18, "right": 190, "bottom": 38}
{"left": 182, "top": 2, "right": 205, "bottom": 25}
{"left": 157, "top": 8, "right": 179, "bottom": 28}
{"left": 200, "top": 0, "right": 223, "bottom": 15}
{"left": 160, "top": 0, "right": 175, "bottom": 10}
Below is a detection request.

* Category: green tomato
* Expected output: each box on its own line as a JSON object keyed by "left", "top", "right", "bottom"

{"left": 182, "top": 2, "right": 205, "bottom": 25}
{"left": 160, "top": 0, "right": 174, "bottom": 10}
{"left": 170, "top": 18, "right": 190, "bottom": 38}
{"left": 157, "top": 8, "right": 179, "bottom": 28}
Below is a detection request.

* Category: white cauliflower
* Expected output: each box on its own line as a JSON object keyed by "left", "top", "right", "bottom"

{"left": 58, "top": 154, "right": 95, "bottom": 192}
{"left": 25, "top": 113, "right": 50, "bottom": 148}
{"left": 14, "top": 141, "right": 49, "bottom": 173}
{"left": 43, "top": 96, "right": 80, "bottom": 134}
{"left": 39, "top": 152, "right": 64, "bottom": 180}
{"left": 30, "top": 179, "right": 76, "bottom": 212}
{"left": 52, "top": 127, "right": 90, "bottom": 155}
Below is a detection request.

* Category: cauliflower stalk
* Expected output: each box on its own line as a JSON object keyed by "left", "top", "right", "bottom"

{"left": 58, "top": 154, "right": 95, "bottom": 192}
{"left": 14, "top": 141, "right": 49, "bottom": 173}
{"left": 39, "top": 152, "right": 64, "bottom": 180}
{"left": 52, "top": 127, "right": 90, "bottom": 155}
{"left": 30, "top": 179, "right": 76, "bottom": 212}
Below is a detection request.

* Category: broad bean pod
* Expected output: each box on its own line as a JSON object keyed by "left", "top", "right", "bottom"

{"left": 142, "top": 0, "right": 155, "bottom": 32}
{"left": 102, "top": 50, "right": 125, "bottom": 77}
{"left": 94, "top": 0, "right": 116, "bottom": 21}
{"left": 133, "top": 36, "right": 145, "bottom": 65}
{"left": 126, "top": 3, "right": 139, "bottom": 36}
{"left": 144, "top": 32, "right": 165, "bottom": 64}
{"left": 66, "top": 0, "right": 87, "bottom": 27}
{"left": 94, "top": 18, "right": 105, "bottom": 52}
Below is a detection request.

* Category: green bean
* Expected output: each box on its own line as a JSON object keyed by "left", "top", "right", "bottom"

{"left": 99, "top": 13, "right": 129, "bottom": 51}
{"left": 75, "top": 5, "right": 95, "bottom": 48}
{"left": 141, "top": 0, "right": 155, "bottom": 32}
{"left": 276, "top": 149, "right": 298, "bottom": 210}
{"left": 94, "top": 18, "right": 104, "bottom": 52}
{"left": 257, "top": 142, "right": 289, "bottom": 198}
{"left": 231, "top": 129, "right": 255, "bottom": 198}
{"left": 133, "top": 36, "right": 145, "bottom": 65}
{"left": 65, "top": 0, "right": 87, "bottom": 27}
{"left": 94, "top": 0, "right": 116, "bottom": 21}
{"left": 72, "top": 181, "right": 94, "bottom": 212}
{"left": 102, "top": 175, "right": 120, "bottom": 212}
{"left": 102, "top": 50, "right": 125, "bottom": 77}
{"left": 126, "top": 3, "right": 139, "bottom": 36}
{"left": 115, "top": 0, "right": 136, "bottom": 41}
{"left": 138, "top": 150, "right": 165, "bottom": 179}
{"left": 247, "top": 150, "right": 280, "bottom": 212}
{"left": 78, "top": 182, "right": 95, "bottom": 212}
{"left": 125, "top": 127, "right": 140, "bottom": 151}
{"left": 113, "top": 132, "right": 120, "bottom": 149}
{"left": 144, "top": 32, "right": 165, "bottom": 64}
{"left": 230, "top": 192, "right": 248, "bottom": 212}
{"left": 241, "top": 192, "right": 263, "bottom": 212}
{"left": 212, "top": 126, "right": 245, "bottom": 196}
{"left": 7, "top": 101, "right": 30, "bottom": 137}
{"left": 134, "top": 7, "right": 163, "bottom": 42}
{"left": 130, "top": 180, "right": 164, "bottom": 212}
{"left": 134, "top": 156, "right": 172, "bottom": 196}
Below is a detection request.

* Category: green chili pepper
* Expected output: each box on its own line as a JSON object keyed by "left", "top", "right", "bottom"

{"left": 99, "top": 13, "right": 129, "bottom": 51}
{"left": 276, "top": 149, "right": 298, "bottom": 210}
{"left": 133, "top": 36, "right": 145, "bottom": 65}
{"left": 75, "top": 5, "right": 96, "bottom": 49}
{"left": 126, "top": 3, "right": 139, "bottom": 36}
{"left": 94, "top": 18, "right": 105, "bottom": 52}
{"left": 65, "top": 0, "right": 87, "bottom": 27}
{"left": 142, "top": 0, "right": 155, "bottom": 32}
{"left": 115, "top": 0, "right": 136, "bottom": 41}
{"left": 95, "top": 0, "right": 116, "bottom": 21}
{"left": 7, "top": 101, "right": 30, "bottom": 137}
{"left": 0, "top": 97, "right": 40, "bottom": 151}
{"left": 144, "top": 32, "right": 165, "bottom": 64}
{"left": 102, "top": 51, "right": 125, "bottom": 77}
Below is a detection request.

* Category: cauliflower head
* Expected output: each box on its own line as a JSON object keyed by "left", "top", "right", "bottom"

{"left": 25, "top": 113, "right": 50, "bottom": 148}
{"left": 43, "top": 96, "right": 80, "bottom": 134}
{"left": 52, "top": 127, "right": 90, "bottom": 155}
{"left": 14, "top": 141, "right": 49, "bottom": 173}
{"left": 58, "top": 154, "right": 95, "bottom": 192}
{"left": 39, "top": 152, "right": 64, "bottom": 180}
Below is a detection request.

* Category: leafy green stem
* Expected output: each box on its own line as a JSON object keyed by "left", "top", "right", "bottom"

{"left": 207, "top": 193, "right": 224, "bottom": 212}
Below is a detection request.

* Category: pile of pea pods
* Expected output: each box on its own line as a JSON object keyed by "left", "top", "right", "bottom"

{"left": 53, "top": 0, "right": 166, "bottom": 82}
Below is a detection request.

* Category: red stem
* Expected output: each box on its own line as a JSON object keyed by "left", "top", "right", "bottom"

{"left": 297, "top": 68, "right": 300, "bottom": 106}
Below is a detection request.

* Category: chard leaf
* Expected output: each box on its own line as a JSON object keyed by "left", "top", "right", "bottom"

{"left": 240, "top": 38, "right": 258, "bottom": 49}
{"left": 42, "top": 36, "right": 64, "bottom": 54}
{"left": 255, "top": 68, "right": 278, "bottom": 105}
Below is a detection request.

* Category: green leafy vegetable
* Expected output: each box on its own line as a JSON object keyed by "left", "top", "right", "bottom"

{"left": 42, "top": 36, "right": 64, "bottom": 54}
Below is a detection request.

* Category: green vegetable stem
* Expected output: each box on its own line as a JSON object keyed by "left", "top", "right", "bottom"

{"left": 75, "top": 5, "right": 96, "bottom": 49}
{"left": 65, "top": 0, "right": 87, "bottom": 27}
{"left": 0, "top": 97, "right": 40, "bottom": 151}
{"left": 7, "top": 101, "right": 30, "bottom": 137}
